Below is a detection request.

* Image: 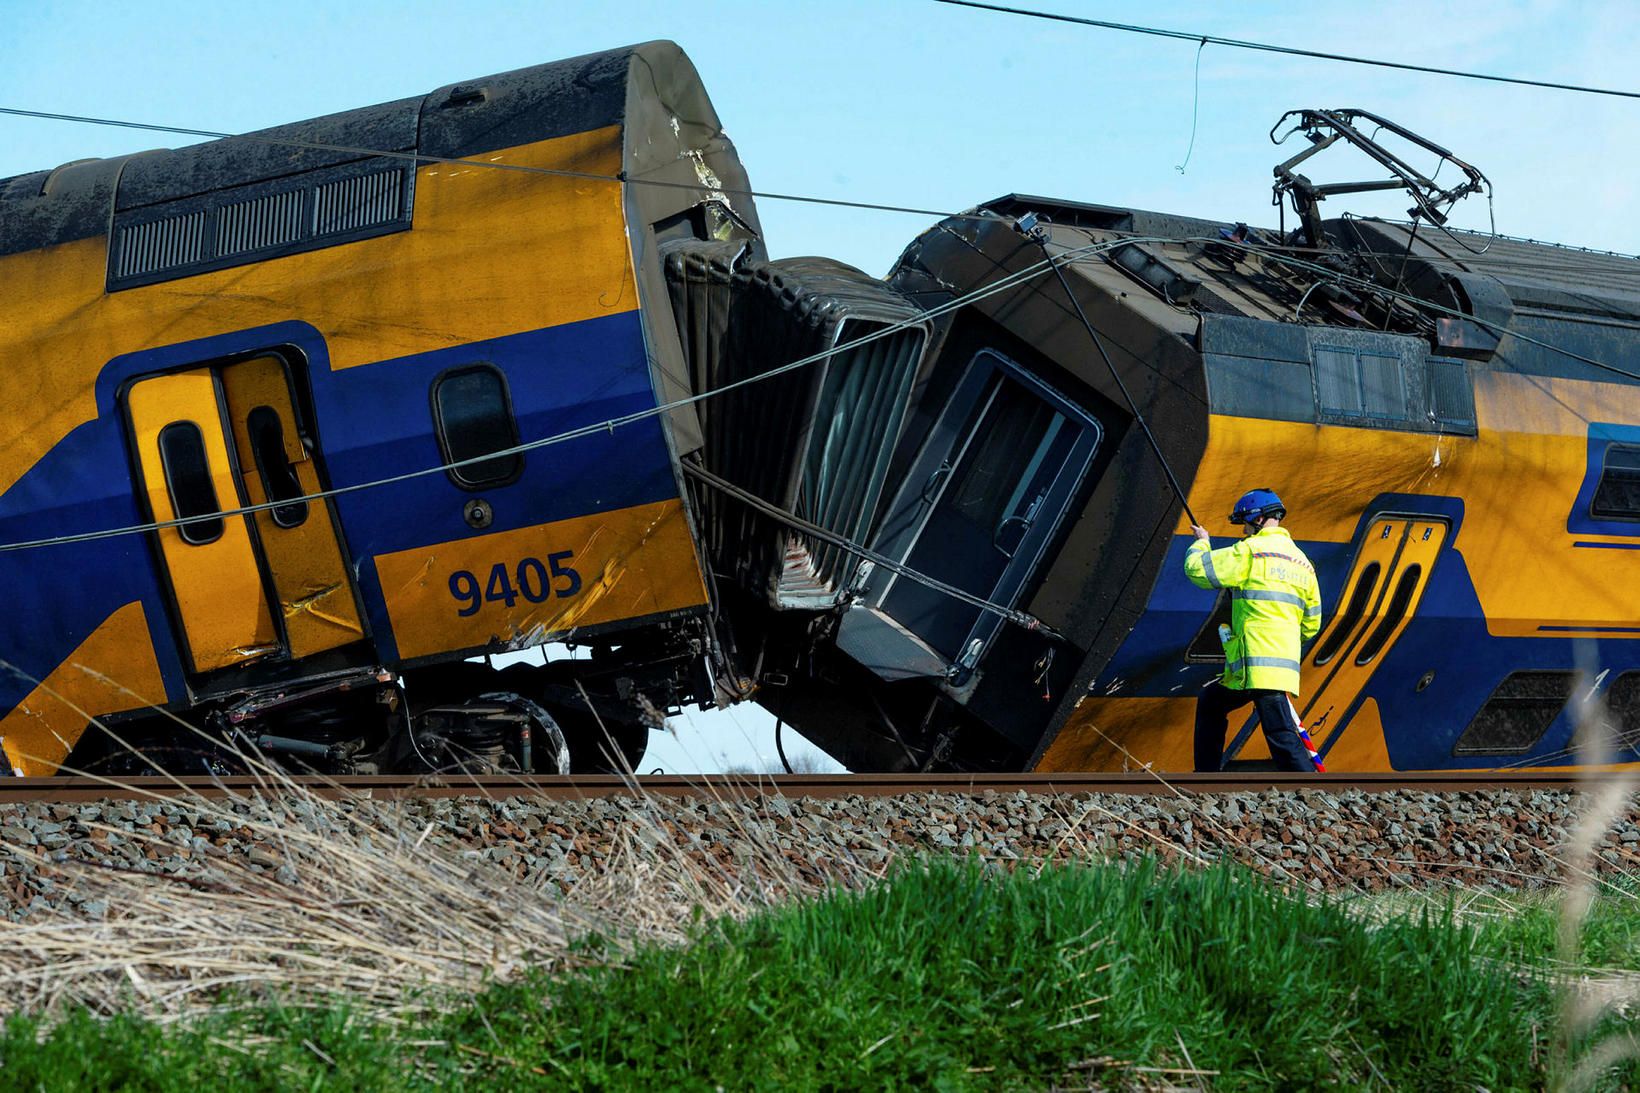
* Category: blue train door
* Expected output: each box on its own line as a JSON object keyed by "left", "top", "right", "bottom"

{"left": 838, "top": 350, "right": 1101, "bottom": 680}
{"left": 125, "top": 354, "right": 365, "bottom": 675}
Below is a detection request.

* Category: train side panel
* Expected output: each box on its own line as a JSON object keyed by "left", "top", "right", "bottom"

{"left": 0, "top": 110, "right": 712, "bottom": 772}
{"left": 1044, "top": 368, "right": 1640, "bottom": 772}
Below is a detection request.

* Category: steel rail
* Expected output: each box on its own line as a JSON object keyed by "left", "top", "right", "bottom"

{"left": 0, "top": 771, "right": 1627, "bottom": 804}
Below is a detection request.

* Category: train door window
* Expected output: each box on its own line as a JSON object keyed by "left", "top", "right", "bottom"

{"left": 246, "top": 406, "right": 309, "bottom": 528}
{"left": 432, "top": 365, "right": 522, "bottom": 489}
{"left": 1353, "top": 564, "right": 1421, "bottom": 665}
{"left": 1452, "top": 671, "right": 1573, "bottom": 756}
{"left": 1591, "top": 445, "right": 1640, "bottom": 521}
{"left": 157, "top": 422, "right": 225, "bottom": 545}
{"left": 1313, "top": 561, "right": 1381, "bottom": 666}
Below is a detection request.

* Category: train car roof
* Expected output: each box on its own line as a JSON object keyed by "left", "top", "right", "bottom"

{"left": 0, "top": 41, "right": 702, "bottom": 261}
{"left": 979, "top": 194, "right": 1640, "bottom": 326}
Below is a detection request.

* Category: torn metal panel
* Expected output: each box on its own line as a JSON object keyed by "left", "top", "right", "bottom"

{"left": 664, "top": 248, "right": 929, "bottom": 609}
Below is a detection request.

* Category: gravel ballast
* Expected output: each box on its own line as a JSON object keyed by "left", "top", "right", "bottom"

{"left": 1, "top": 786, "right": 1634, "bottom": 921}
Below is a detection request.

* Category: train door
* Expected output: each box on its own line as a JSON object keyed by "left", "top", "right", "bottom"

{"left": 837, "top": 349, "right": 1100, "bottom": 680}
{"left": 125, "top": 354, "right": 364, "bottom": 675}
{"left": 1229, "top": 513, "right": 1447, "bottom": 761}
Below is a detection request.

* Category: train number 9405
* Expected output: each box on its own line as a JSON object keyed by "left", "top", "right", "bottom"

{"left": 448, "top": 552, "right": 581, "bottom": 616}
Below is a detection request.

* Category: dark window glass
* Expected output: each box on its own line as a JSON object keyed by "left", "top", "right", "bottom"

{"left": 158, "top": 422, "right": 224, "bottom": 545}
{"left": 1354, "top": 564, "right": 1421, "bottom": 666}
{"left": 247, "top": 406, "right": 309, "bottom": 528}
{"left": 1592, "top": 445, "right": 1640, "bottom": 521}
{"left": 433, "top": 366, "right": 521, "bottom": 489}
{"left": 1313, "top": 561, "right": 1380, "bottom": 666}
{"left": 1185, "top": 591, "right": 1234, "bottom": 663}
{"left": 1610, "top": 672, "right": 1640, "bottom": 751}
{"left": 1453, "top": 671, "right": 1573, "bottom": 756}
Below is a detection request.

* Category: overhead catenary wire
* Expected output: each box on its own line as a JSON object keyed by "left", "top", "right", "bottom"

{"left": 935, "top": 0, "right": 1640, "bottom": 101}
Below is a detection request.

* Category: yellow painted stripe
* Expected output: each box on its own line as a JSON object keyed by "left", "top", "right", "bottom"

{"left": 374, "top": 498, "right": 708, "bottom": 661}
{"left": 1037, "top": 694, "right": 1198, "bottom": 773}
{"left": 0, "top": 601, "right": 168, "bottom": 776}
{"left": 0, "top": 124, "right": 634, "bottom": 496}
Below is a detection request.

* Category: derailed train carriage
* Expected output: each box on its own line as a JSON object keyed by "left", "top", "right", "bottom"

{"left": 0, "top": 42, "right": 1636, "bottom": 776}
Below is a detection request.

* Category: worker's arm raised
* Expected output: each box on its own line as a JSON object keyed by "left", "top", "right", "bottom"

{"left": 1184, "top": 536, "right": 1252, "bottom": 591}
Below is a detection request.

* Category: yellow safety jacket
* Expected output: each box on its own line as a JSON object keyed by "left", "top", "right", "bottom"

{"left": 1185, "top": 526, "right": 1322, "bottom": 694}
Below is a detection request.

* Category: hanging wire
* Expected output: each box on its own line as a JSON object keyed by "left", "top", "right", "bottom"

{"left": 1175, "top": 37, "right": 1209, "bottom": 174}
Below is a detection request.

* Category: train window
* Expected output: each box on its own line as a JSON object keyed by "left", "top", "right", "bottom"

{"left": 1313, "top": 561, "right": 1380, "bottom": 666}
{"left": 1453, "top": 671, "right": 1573, "bottom": 756}
{"left": 432, "top": 365, "right": 522, "bottom": 490}
{"left": 157, "top": 422, "right": 225, "bottom": 545}
{"left": 1353, "top": 564, "right": 1420, "bottom": 665}
{"left": 1185, "top": 591, "right": 1234, "bottom": 662}
{"left": 246, "top": 407, "right": 310, "bottom": 528}
{"left": 1591, "top": 444, "right": 1640, "bottom": 521}
{"left": 1608, "top": 671, "right": 1640, "bottom": 749}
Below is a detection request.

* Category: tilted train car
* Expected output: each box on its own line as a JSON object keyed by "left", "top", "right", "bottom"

{"left": 761, "top": 193, "right": 1640, "bottom": 774}
{"left": 4, "top": 39, "right": 1636, "bottom": 776}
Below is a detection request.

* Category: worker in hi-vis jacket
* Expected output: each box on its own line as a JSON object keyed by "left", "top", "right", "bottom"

{"left": 1185, "top": 488, "right": 1324, "bottom": 772}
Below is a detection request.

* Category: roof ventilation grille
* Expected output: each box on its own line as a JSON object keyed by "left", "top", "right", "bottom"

{"left": 109, "top": 162, "right": 412, "bottom": 290}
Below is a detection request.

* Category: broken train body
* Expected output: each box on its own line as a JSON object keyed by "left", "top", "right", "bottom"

{"left": 1, "top": 43, "right": 1636, "bottom": 776}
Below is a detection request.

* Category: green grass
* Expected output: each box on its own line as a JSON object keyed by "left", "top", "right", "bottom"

{"left": 1459, "top": 874, "right": 1640, "bottom": 972}
{"left": 4, "top": 859, "right": 1635, "bottom": 1090}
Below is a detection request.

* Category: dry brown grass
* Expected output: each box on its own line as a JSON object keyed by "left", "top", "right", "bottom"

{"left": 0, "top": 760, "right": 886, "bottom": 1027}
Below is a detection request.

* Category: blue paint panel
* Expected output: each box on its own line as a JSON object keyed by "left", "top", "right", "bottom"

{"left": 317, "top": 312, "right": 673, "bottom": 555}
{"left": 1093, "top": 534, "right": 1353, "bottom": 700}
{"left": 0, "top": 419, "right": 187, "bottom": 717}
{"left": 1567, "top": 422, "right": 1640, "bottom": 538}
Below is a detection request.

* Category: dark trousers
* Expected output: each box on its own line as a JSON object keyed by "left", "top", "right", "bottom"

{"left": 1193, "top": 679, "right": 1313, "bottom": 772}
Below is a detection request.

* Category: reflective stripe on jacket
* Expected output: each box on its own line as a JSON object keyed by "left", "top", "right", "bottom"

{"left": 1184, "top": 526, "right": 1323, "bottom": 694}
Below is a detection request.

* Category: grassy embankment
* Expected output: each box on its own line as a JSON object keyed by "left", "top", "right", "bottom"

{"left": 6, "top": 857, "right": 1639, "bottom": 1090}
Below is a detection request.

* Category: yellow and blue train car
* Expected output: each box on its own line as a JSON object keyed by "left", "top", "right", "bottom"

{"left": 0, "top": 43, "right": 775, "bottom": 775}
{"left": 775, "top": 195, "right": 1640, "bottom": 774}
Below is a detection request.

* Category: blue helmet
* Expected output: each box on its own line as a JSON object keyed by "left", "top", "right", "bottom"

{"left": 1230, "top": 488, "right": 1286, "bottom": 525}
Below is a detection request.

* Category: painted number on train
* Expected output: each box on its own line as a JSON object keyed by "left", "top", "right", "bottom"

{"left": 448, "top": 552, "right": 581, "bottom": 616}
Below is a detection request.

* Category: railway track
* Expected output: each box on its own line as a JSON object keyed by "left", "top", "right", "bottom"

{"left": 0, "top": 770, "right": 1628, "bottom": 803}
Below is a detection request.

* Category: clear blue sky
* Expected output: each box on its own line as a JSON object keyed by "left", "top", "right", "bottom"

{"left": 4, "top": 1, "right": 1636, "bottom": 770}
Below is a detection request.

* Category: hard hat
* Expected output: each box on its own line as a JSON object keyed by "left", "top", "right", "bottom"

{"left": 1230, "top": 488, "right": 1286, "bottom": 525}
